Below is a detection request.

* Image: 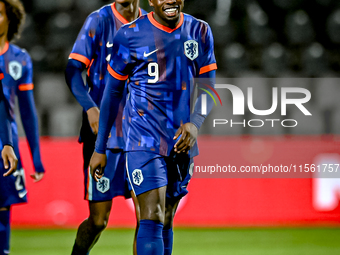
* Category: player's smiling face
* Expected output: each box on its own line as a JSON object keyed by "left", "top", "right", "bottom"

{"left": 0, "top": 2, "right": 9, "bottom": 40}
{"left": 149, "top": 0, "right": 184, "bottom": 28}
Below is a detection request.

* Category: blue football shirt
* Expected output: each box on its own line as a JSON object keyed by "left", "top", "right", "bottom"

{"left": 99, "top": 12, "right": 217, "bottom": 156}
{"left": 69, "top": 3, "right": 147, "bottom": 149}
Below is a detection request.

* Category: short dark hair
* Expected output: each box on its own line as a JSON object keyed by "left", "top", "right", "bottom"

{"left": 1, "top": 0, "right": 25, "bottom": 42}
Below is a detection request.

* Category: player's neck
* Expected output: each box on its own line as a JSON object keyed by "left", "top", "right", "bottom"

{"left": 115, "top": 0, "right": 140, "bottom": 23}
{"left": 0, "top": 35, "right": 7, "bottom": 53}
{"left": 152, "top": 12, "right": 180, "bottom": 29}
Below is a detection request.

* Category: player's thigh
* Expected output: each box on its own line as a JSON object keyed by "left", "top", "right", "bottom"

{"left": 137, "top": 186, "right": 167, "bottom": 222}
{"left": 131, "top": 190, "right": 140, "bottom": 223}
{"left": 88, "top": 200, "right": 112, "bottom": 224}
{"left": 126, "top": 151, "right": 168, "bottom": 221}
{"left": 164, "top": 200, "right": 180, "bottom": 229}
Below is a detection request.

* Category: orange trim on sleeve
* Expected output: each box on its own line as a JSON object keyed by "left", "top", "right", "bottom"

{"left": 199, "top": 63, "right": 217, "bottom": 75}
{"left": 69, "top": 53, "right": 91, "bottom": 67}
{"left": 87, "top": 59, "right": 94, "bottom": 76}
{"left": 147, "top": 12, "right": 184, "bottom": 33}
{"left": 18, "top": 83, "right": 34, "bottom": 91}
{"left": 0, "top": 73, "right": 4, "bottom": 80}
{"left": 107, "top": 65, "right": 128, "bottom": 81}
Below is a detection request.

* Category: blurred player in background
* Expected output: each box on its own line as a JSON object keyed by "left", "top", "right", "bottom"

{"left": 90, "top": 0, "right": 217, "bottom": 254}
{"left": 0, "top": 68, "right": 18, "bottom": 177}
{"left": 0, "top": 0, "right": 45, "bottom": 254}
{"left": 65, "top": 1, "right": 147, "bottom": 254}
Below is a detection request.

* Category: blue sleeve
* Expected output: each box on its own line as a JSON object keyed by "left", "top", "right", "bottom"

{"left": 190, "top": 71, "right": 216, "bottom": 129}
{"left": 94, "top": 26, "right": 132, "bottom": 153}
{"left": 0, "top": 82, "right": 13, "bottom": 147}
{"left": 17, "top": 89, "right": 44, "bottom": 172}
{"left": 108, "top": 27, "right": 132, "bottom": 76}
{"left": 69, "top": 12, "right": 102, "bottom": 67}
{"left": 65, "top": 59, "right": 97, "bottom": 111}
{"left": 198, "top": 23, "right": 217, "bottom": 73}
{"left": 190, "top": 23, "right": 217, "bottom": 130}
{"left": 95, "top": 74, "right": 125, "bottom": 154}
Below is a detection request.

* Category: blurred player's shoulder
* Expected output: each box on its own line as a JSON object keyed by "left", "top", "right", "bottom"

{"left": 85, "top": 4, "right": 114, "bottom": 22}
{"left": 7, "top": 43, "right": 31, "bottom": 61}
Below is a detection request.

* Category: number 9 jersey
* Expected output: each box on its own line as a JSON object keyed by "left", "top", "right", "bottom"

{"left": 107, "top": 12, "right": 217, "bottom": 157}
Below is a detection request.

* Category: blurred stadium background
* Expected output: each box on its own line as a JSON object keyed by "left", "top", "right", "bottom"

{"left": 9, "top": 0, "right": 340, "bottom": 254}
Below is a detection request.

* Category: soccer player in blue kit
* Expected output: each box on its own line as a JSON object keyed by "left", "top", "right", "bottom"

{"left": 65, "top": 1, "right": 147, "bottom": 254}
{"left": 0, "top": 1, "right": 45, "bottom": 254}
{"left": 90, "top": 0, "right": 217, "bottom": 254}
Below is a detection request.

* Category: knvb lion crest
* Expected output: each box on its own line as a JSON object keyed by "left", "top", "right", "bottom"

{"left": 132, "top": 169, "right": 143, "bottom": 186}
{"left": 8, "top": 61, "right": 22, "bottom": 80}
{"left": 184, "top": 40, "right": 198, "bottom": 61}
{"left": 96, "top": 176, "right": 110, "bottom": 193}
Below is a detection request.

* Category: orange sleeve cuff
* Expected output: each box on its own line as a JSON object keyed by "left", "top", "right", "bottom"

{"left": 199, "top": 63, "right": 217, "bottom": 75}
{"left": 69, "top": 53, "right": 91, "bottom": 67}
{"left": 0, "top": 73, "right": 4, "bottom": 80}
{"left": 18, "top": 83, "right": 34, "bottom": 91}
{"left": 107, "top": 65, "right": 128, "bottom": 81}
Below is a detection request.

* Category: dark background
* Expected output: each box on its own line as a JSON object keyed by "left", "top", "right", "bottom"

{"left": 14, "top": 0, "right": 340, "bottom": 136}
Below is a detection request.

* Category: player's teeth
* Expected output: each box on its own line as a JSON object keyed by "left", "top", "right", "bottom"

{"left": 165, "top": 8, "right": 177, "bottom": 12}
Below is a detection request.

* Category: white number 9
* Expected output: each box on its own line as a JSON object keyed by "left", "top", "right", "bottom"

{"left": 148, "top": 62, "right": 159, "bottom": 83}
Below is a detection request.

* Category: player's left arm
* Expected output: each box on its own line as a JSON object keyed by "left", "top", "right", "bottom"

{"left": 90, "top": 74, "right": 126, "bottom": 181}
{"left": 90, "top": 27, "right": 131, "bottom": 181}
{"left": 0, "top": 77, "right": 13, "bottom": 148}
{"left": 174, "top": 23, "right": 217, "bottom": 153}
{"left": 0, "top": 78, "right": 18, "bottom": 176}
{"left": 17, "top": 54, "right": 45, "bottom": 181}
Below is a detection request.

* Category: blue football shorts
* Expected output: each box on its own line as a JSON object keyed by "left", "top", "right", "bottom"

{"left": 125, "top": 150, "right": 194, "bottom": 203}
{"left": 0, "top": 159, "right": 27, "bottom": 208}
{"left": 84, "top": 149, "right": 130, "bottom": 201}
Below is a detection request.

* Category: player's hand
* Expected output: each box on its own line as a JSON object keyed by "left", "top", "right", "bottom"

{"left": 89, "top": 152, "right": 107, "bottom": 182}
{"left": 173, "top": 123, "right": 198, "bottom": 154}
{"left": 87, "top": 107, "right": 100, "bottom": 135}
{"left": 2, "top": 145, "right": 18, "bottom": 177}
{"left": 30, "top": 172, "right": 44, "bottom": 182}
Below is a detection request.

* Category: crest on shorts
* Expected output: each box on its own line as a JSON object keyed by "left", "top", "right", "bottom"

{"left": 8, "top": 61, "right": 22, "bottom": 80}
{"left": 96, "top": 176, "right": 110, "bottom": 193}
{"left": 132, "top": 169, "right": 143, "bottom": 186}
{"left": 184, "top": 40, "right": 198, "bottom": 61}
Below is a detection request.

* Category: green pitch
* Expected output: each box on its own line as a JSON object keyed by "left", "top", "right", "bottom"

{"left": 11, "top": 227, "right": 340, "bottom": 255}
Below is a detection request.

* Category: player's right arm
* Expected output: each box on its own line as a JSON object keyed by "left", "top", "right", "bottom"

{"left": 65, "top": 12, "right": 102, "bottom": 134}
{"left": 90, "top": 28, "right": 131, "bottom": 181}
{"left": 175, "top": 22, "right": 217, "bottom": 154}
{"left": 65, "top": 60, "right": 100, "bottom": 134}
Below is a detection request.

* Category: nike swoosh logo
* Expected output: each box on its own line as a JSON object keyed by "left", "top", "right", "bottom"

{"left": 144, "top": 49, "right": 159, "bottom": 58}
{"left": 106, "top": 42, "right": 113, "bottom": 48}
{"left": 19, "top": 190, "right": 27, "bottom": 198}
